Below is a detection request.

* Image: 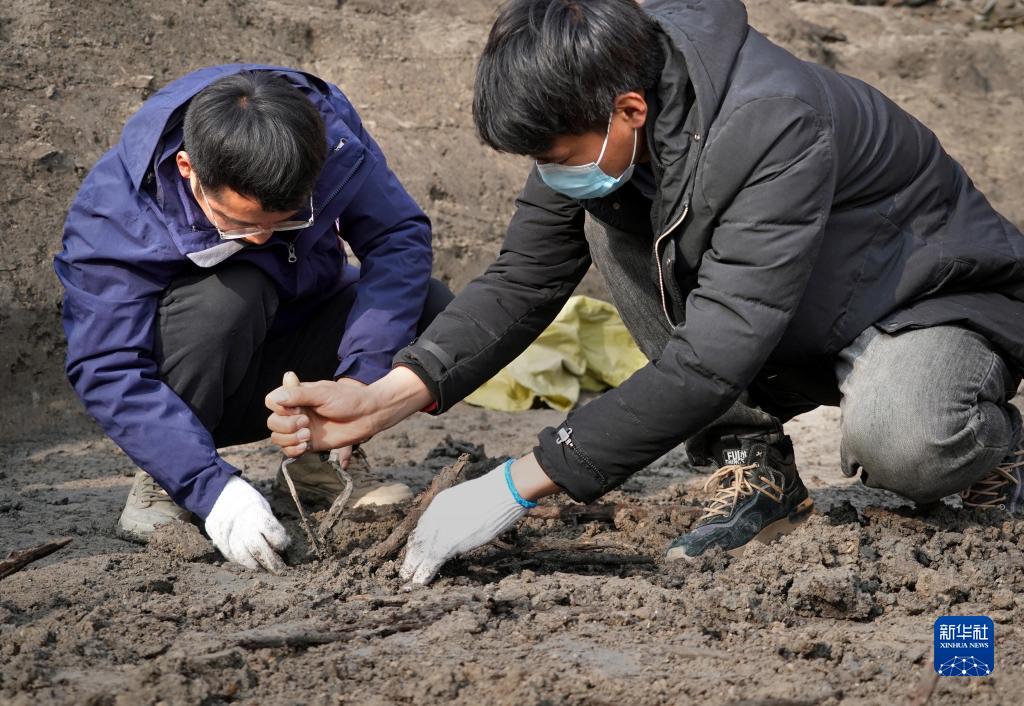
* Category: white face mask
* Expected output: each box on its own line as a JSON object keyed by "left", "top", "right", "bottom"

{"left": 536, "top": 113, "right": 638, "bottom": 200}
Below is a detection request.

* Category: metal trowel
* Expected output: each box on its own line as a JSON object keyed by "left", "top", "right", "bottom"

{"left": 278, "top": 371, "right": 353, "bottom": 558}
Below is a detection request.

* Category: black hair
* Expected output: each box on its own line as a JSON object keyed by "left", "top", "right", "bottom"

{"left": 473, "top": 0, "right": 663, "bottom": 156}
{"left": 183, "top": 71, "right": 326, "bottom": 212}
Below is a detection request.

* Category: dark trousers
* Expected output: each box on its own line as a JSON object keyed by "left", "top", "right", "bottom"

{"left": 153, "top": 263, "right": 453, "bottom": 448}
{"left": 585, "top": 216, "right": 1022, "bottom": 505}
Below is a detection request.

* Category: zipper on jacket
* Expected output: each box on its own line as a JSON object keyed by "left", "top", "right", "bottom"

{"left": 314, "top": 141, "right": 365, "bottom": 220}
{"left": 555, "top": 427, "right": 606, "bottom": 482}
{"left": 653, "top": 200, "right": 690, "bottom": 327}
{"left": 274, "top": 138, "right": 363, "bottom": 265}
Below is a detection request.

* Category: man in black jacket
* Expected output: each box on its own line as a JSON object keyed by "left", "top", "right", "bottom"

{"left": 266, "top": 0, "right": 1024, "bottom": 583}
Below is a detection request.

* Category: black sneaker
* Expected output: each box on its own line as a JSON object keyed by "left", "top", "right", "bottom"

{"left": 960, "top": 438, "right": 1024, "bottom": 515}
{"left": 666, "top": 436, "right": 813, "bottom": 561}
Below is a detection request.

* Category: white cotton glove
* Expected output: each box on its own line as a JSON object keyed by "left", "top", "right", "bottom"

{"left": 400, "top": 463, "right": 528, "bottom": 586}
{"left": 205, "top": 476, "right": 291, "bottom": 574}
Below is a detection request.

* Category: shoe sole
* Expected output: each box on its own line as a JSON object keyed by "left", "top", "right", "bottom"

{"left": 665, "top": 497, "right": 815, "bottom": 563}
{"left": 115, "top": 514, "right": 192, "bottom": 544}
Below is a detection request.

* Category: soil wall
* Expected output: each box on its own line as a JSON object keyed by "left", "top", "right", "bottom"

{"left": 1, "top": 0, "right": 1022, "bottom": 440}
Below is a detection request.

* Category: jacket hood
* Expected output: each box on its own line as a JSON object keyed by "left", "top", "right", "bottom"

{"left": 644, "top": 0, "right": 749, "bottom": 137}
{"left": 117, "top": 63, "right": 332, "bottom": 191}
{"left": 641, "top": 0, "right": 749, "bottom": 231}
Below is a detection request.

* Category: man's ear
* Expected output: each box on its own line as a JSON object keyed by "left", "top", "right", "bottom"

{"left": 614, "top": 91, "right": 648, "bottom": 130}
{"left": 176, "top": 151, "right": 193, "bottom": 179}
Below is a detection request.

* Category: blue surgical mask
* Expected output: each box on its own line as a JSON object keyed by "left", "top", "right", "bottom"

{"left": 536, "top": 114, "right": 638, "bottom": 200}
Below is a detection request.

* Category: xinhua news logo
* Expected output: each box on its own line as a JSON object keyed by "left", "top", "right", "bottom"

{"left": 934, "top": 616, "right": 995, "bottom": 677}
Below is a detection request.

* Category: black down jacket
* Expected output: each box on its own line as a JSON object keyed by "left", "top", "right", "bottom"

{"left": 394, "top": 0, "right": 1024, "bottom": 502}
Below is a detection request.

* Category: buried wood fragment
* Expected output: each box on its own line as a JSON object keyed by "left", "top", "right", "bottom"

{"left": 365, "top": 453, "right": 471, "bottom": 569}
{"left": 221, "top": 618, "right": 428, "bottom": 650}
{"left": 0, "top": 537, "right": 73, "bottom": 580}
{"left": 526, "top": 503, "right": 701, "bottom": 523}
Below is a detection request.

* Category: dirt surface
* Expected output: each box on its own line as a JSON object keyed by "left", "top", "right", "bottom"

{"left": 3, "top": 402, "right": 1024, "bottom": 705}
{"left": 3, "top": 0, "right": 1024, "bottom": 704}
{"left": 3, "top": 0, "right": 1024, "bottom": 438}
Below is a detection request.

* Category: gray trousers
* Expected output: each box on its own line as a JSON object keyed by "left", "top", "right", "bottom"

{"left": 585, "top": 217, "right": 1022, "bottom": 504}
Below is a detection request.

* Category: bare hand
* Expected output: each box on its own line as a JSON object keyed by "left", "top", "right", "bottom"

{"left": 266, "top": 367, "right": 434, "bottom": 457}
{"left": 265, "top": 378, "right": 376, "bottom": 457}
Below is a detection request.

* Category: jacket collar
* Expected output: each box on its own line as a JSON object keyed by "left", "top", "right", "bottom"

{"left": 643, "top": 0, "right": 749, "bottom": 233}
{"left": 122, "top": 64, "right": 366, "bottom": 265}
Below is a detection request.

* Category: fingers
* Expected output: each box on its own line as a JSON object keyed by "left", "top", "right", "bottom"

{"left": 249, "top": 537, "right": 287, "bottom": 575}
{"left": 399, "top": 526, "right": 447, "bottom": 586}
{"left": 335, "top": 445, "right": 353, "bottom": 469}
{"left": 265, "top": 382, "right": 328, "bottom": 412}
{"left": 229, "top": 522, "right": 290, "bottom": 575}
{"left": 262, "top": 516, "right": 291, "bottom": 552}
{"left": 269, "top": 426, "right": 311, "bottom": 450}
{"left": 268, "top": 411, "right": 312, "bottom": 457}
{"left": 400, "top": 545, "right": 446, "bottom": 586}
{"left": 267, "top": 413, "right": 310, "bottom": 435}
{"left": 412, "top": 558, "right": 444, "bottom": 586}
{"left": 226, "top": 535, "right": 262, "bottom": 572}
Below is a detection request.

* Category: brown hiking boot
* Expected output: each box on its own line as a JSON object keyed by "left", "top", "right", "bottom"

{"left": 274, "top": 449, "right": 413, "bottom": 508}
{"left": 117, "top": 471, "right": 192, "bottom": 542}
{"left": 961, "top": 441, "right": 1024, "bottom": 515}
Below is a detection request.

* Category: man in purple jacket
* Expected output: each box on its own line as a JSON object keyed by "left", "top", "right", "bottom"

{"left": 55, "top": 66, "right": 450, "bottom": 572}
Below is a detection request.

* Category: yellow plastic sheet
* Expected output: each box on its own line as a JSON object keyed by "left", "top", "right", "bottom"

{"left": 464, "top": 295, "right": 648, "bottom": 412}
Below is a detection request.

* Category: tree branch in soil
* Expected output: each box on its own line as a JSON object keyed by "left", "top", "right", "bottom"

{"left": 526, "top": 503, "right": 701, "bottom": 523}
{"left": 364, "top": 453, "right": 470, "bottom": 569}
{"left": 0, "top": 537, "right": 73, "bottom": 580}
{"left": 223, "top": 618, "right": 429, "bottom": 650}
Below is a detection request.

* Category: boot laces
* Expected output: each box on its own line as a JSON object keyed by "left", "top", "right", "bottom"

{"left": 138, "top": 473, "right": 170, "bottom": 505}
{"left": 961, "top": 449, "right": 1024, "bottom": 509}
{"left": 699, "top": 462, "right": 784, "bottom": 522}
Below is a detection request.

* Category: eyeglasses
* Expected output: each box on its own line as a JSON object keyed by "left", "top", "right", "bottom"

{"left": 196, "top": 179, "right": 314, "bottom": 240}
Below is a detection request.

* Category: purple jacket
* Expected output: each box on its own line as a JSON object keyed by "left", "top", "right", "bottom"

{"left": 55, "top": 64, "right": 432, "bottom": 518}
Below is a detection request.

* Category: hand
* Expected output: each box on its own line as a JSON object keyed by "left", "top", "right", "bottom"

{"left": 335, "top": 444, "right": 354, "bottom": 469}
{"left": 400, "top": 461, "right": 529, "bottom": 586}
{"left": 205, "top": 476, "right": 290, "bottom": 574}
{"left": 266, "top": 367, "right": 433, "bottom": 457}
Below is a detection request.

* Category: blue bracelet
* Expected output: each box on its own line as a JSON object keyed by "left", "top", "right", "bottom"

{"left": 503, "top": 458, "right": 538, "bottom": 509}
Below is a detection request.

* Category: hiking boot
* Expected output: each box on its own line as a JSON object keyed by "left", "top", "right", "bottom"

{"left": 665, "top": 435, "right": 813, "bottom": 561}
{"left": 117, "top": 471, "right": 192, "bottom": 542}
{"left": 274, "top": 449, "right": 413, "bottom": 508}
{"left": 960, "top": 439, "right": 1024, "bottom": 515}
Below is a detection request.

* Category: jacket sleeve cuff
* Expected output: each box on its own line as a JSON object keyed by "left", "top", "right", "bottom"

{"left": 180, "top": 457, "right": 240, "bottom": 520}
{"left": 336, "top": 355, "right": 393, "bottom": 386}
{"left": 533, "top": 425, "right": 607, "bottom": 504}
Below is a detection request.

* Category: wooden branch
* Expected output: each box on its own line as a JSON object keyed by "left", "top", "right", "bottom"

{"left": 0, "top": 537, "right": 73, "bottom": 580}
{"left": 526, "top": 503, "right": 701, "bottom": 523}
{"left": 527, "top": 539, "right": 631, "bottom": 553}
{"left": 224, "top": 618, "right": 427, "bottom": 650}
{"left": 365, "top": 453, "right": 470, "bottom": 569}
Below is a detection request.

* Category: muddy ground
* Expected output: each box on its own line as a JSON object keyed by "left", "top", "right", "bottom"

{"left": 3, "top": 402, "right": 1024, "bottom": 705}
{"left": 3, "top": 0, "right": 1024, "bottom": 704}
